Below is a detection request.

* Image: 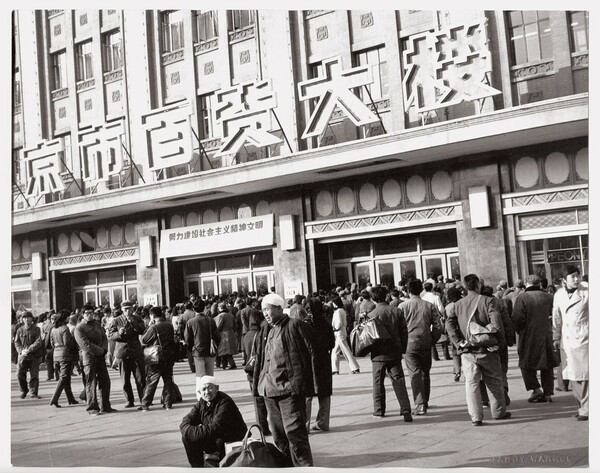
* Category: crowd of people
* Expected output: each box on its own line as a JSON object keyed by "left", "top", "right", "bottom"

{"left": 11, "top": 265, "right": 588, "bottom": 467}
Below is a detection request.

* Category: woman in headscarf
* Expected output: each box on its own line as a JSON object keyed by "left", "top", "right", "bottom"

{"left": 50, "top": 309, "right": 80, "bottom": 407}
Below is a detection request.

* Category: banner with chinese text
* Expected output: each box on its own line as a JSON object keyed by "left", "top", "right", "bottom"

{"left": 159, "top": 214, "right": 274, "bottom": 259}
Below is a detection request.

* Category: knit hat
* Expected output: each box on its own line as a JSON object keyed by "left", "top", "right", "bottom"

{"left": 198, "top": 375, "right": 217, "bottom": 387}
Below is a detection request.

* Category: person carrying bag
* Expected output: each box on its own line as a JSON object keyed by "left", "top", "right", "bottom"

{"left": 220, "top": 424, "right": 293, "bottom": 467}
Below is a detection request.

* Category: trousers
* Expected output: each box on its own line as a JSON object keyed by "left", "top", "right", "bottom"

{"left": 83, "top": 357, "right": 112, "bottom": 412}
{"left": 371, "top": 358, "right": 412, "bottom": 416}
{"left": 50, "top": 360, "right": 77, "bottom": 404}
{"left": 571, "top": 380, "right": 589, "bottom": 416}
{"left": 17, "top": 356, "right": 41, "bottom": 396}
{"left": 461, "top": 351, "right": 506, "bottom": 422}
{"left": 305, "top": 394, "right": 331, "bottom": 431}
{"left": 521, "top": 367, "right": 554, "bottom": 394}
{"left": 142, "top": 360, "right": 175, "bottom": 408}
{"left": 404, "top": 349, "right": 432, "bottom": 407}
{"left": 118, "top": 356, "right": 146, "bottom": 404}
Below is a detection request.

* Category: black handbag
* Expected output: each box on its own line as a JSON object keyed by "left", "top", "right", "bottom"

{"left": 208, "top": 318, "right": 218, "bottom": 357}
{"left": 244, "top": 333, "right": 258, "bottom": 375}
{"left": 143, "top": 331, "right": 163, "bottom": 365}
{"left": 350, "top": 316, "right": 391, "bottom": 357}
{"left": 220, "top": 424, "right": 293, "bottom": 468}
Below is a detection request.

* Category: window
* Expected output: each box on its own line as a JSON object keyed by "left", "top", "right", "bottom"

{"left": 161, "top": 10, "right": 184, "bottom": 53}
{"left": 76, "top": 41, "right": 94, "bottom": 81}
{"left": 198, "top": 94, "right": 215, "bottom": 140}
{"left": 508, "top": 11, "right": 552, "bottom": 64}
{"left": 569, "top": 11, "right": 589, "bottom": 53}
{"left": 228, "top": 10, "right": 255, "bottom": 31}
{"left": 102, "top": 30, "right": 122, "bottom": 73}
{"left": 195, "top": 10, "right": 218, "bottom": 42}
{"left": 51, "top": 51, "right": 67, "bottom": 90}
{"left": 354, "top": 46, "right": 388, "bottom": 101}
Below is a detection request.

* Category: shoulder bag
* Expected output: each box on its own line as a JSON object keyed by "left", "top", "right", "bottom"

{"left": 465, "top": 295, "right": 499, "bottom": 348}
{"left": 244, "top": 333, "right": 258, "bottom": 375}
{"left": 208, "top": 317, "right": 218, "bottom": 357}
{"left": 350, "top": 316, "right": 391, "bottom": 357}
{"left": 220, "top": 424, "right": 293, "bottom": 468}
{"left": 143, "top": 329, "right": 163, "bottom": 365}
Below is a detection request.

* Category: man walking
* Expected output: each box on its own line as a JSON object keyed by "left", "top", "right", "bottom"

{"left": 512, "top": 274, "right": 556, "bottom": 403}
{"left": 108, "top": 300, "right": 146, "bottom": 408}
{"left": 14, "top": 311, "right": 45, "bottom": 399}
{"left": 446, "top": 274, "right": 511, "bottom": 426}
{"left": 75, "top": 304, "right": 116, "bottom": 415}
{"left": 552, "top": 265, "right": 588, "bottom": 421}
{"left": 368, "top": 286, "right": 413, "bottom": 422}
{"left": 398, "top": 279, "right": 443, "bottom": 415}
{"left": 252, "top": 293, "right": 317, "bottom": 466}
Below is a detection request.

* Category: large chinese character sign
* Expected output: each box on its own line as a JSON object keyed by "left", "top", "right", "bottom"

{"left": 214, "top": 80, "right": 282, "bottom": 158}
{"left": 297, "top": 57, "right": 379, "bottom": 140}
{"left": 78, "top": 121, "right": 125, "bottom": 185}
{"left": 23, "top": 138, "right": 66, "bottom": 198}
{"left": 402, "top": 18, "right": 501, "bottom": 114}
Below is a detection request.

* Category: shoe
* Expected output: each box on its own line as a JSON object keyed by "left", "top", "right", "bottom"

{"left": 46, "top": 378, "right": 54, "bottom": 382}
{"left": 472, "top": 420, "right": 483, "bottom": 426}
{"left": 444, "top": 355, "right": 452, "bottom": 360}
{"left": 482, "top": 401, "right": 490, "bottom": 408}
{"left": 50, "top": 402, "right": 61, "bottom": 408}
{"left": 125, "top": 402, "right": 135, "bottom": 408}
{"left": 528, "top": 391, "right": 546, "bottom": 403}
{"left": 453, "top": 373, "right": 461, "bottom": 382}
{"left": 544, "top": 395, "right": 553, "bottom": 403}
{"left": 68, "top": 400, "right": 80, "bottom": 405}
{"left": 576, "top": 415, "right": 588, "bottom": 421}
{"left": 30, "top": 394, "right": 41, "bottom": 399}
{"left": 332, "top": 371, "right": 339, "bottom": 375}
{"left": 164, "top": 406, "right": 172, "bottom": 411}
{"left": 494, "top": 412, "right": 512, "bottom": 420}
{"left": 137, "top": 406, "right": 149, "bottom": 412}
{"left": 311, "top": 425, "right": 328, "bottom": 432}
{"left": 372, "top": 413, "right": 385, "bottom": 418}
{"left": 412, "top": 405, "right": 426, "bottom": 416}
{"left": 351, "top": 369, "right": 360, "bottom": 374}
{"left": 88, "top": 410, "right": 100, "bottom": 416}
{"left": 100, "top": 407, "right": 118, "bottom": 413}
{"left": 432, "top": 357, "right": 440, "bottom": 361}
{"left": 555, "top": 386, "right": 563, "bottom": 391}
{"left": 20, "top": 392, "right": 27, "bottom": 399}
{"left": 79, "top": 392, "right": 86, "bottom": 401}
{"left": 403, "top": 412, "right": 413, "bottom": 423}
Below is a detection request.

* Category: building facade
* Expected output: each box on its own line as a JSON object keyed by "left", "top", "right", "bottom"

{"left": 11, "top": 9, "right": 589, "bottom": 314}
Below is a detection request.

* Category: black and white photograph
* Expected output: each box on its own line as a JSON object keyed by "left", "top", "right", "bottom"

{"left": 5, "top": 2, "right": 594, "bottom": 470}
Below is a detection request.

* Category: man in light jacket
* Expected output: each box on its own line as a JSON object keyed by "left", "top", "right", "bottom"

{"left": 552, "top": 265, "right": 588, "bottom": 421}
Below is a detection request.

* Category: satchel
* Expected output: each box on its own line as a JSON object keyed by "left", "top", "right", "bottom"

{"left": 220, "top": 424, "right": 293, "bottom": 468}
{"left": 244, "top": 333, "right": 258, "bottom": 375}
{"left": 466, "top": 296, "right": 499, "bottom": 348}
{"left": 143, "top": 330, "right": 163, "bottom": 365}
{"left": 350, "top": 316, "right": 391, "bottom": 357}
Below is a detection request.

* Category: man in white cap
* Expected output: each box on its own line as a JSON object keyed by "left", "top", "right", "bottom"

{"left": 251, "top": 293, "right": 318, "bottom": 466}
{"left": 180, "top": 375, "right": 247, "bottom": 467}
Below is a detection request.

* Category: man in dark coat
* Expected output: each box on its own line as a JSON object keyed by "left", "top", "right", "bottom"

{"left": 304, "top": 297, "right": 335, "bottom": 431}
{"left": 108, "top": 300, "right": 146, "bottom": 408}
{"left": 512, "top": 274, "right": 556, "bottom": 403}
{"left": 252, "top": 293, "right": 318, "bottom": 466}
{"left": 14, "top": 311, "right": 45, "bottom": 399}
{"left": 75, "top": 304, "right": 115, "bottom": 415}
{"left": 368, "top": 286, "right": 413, "bottom": 422}
{"left": 180, "top": 375, "right": 247, "bottom": 467}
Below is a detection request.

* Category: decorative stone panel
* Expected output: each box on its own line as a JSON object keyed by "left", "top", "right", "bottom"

{"left": 58, "top": 107, "right": 66, "bottom": 118}
{"left": 195, "top": 38, "right": 218, "bottom": 54}
{"left": 519, "top": 211, "right": 577, "bottom": 231}
{"left": 502, "top": 185, "right": 588, "bottom": 216}
{"left": 76, "top": 79, "right": 95, "bottom": 91}
{"left": 84, "top": 99, "right": 93, "bottom": 111}
{"left": 229, "top": 25, "right": 255, "bottom": 43}
{"left": 360, "top": 12, "right": 374, "bottom": 28}
{"left": 103, "top": 70, "right": 123, "bottom": 84}
{"left": 54, "top": 24, "right": 61, "bottom": 36}
{"left": 51, "top": 88, "right": 69, "bottom": 100}
{"left": 171, "top": 72, "right": 181, "bottom": 85}
{"left": 511, "top": 61, "right": 555, "bottom": 83}
{"left": 316, "top": 26, "right": 328, "bottom": 41}
{"left": 572, "top": 53, "right": 589, "bottom": 71}
{"left": 12, "top": 263, "right": 32, "bottom": 276}
{"left": 239, "top": 50, "right": 250, "bottom": 64}
{"left": 162, "top": 50, "right": 184, "bottom": 66}
{"left": 204, "top": 61, "right": 214, "bottom": 75}
{"left": 80, "top": 13, "right": 88, "bottom": 25}
{"left": 112, "top": 90, "right": 121, "bottom": 102}
{"left": 49, "top": 248, "right": 138, "bottom": 271}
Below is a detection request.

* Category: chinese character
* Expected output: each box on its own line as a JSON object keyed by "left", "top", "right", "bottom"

{"left": 207, "top": 228, "right": 214, "bottom": 237}
{"left": 192, "top": 230, "right": 198, "bottom": 238}
{"left": 23, "top": 139, "right": 66, "bottom": 198}
{"left": 79, "top": 122, "right": 125, "bottom": 185}
{"left": 177, "top": 233, "right": 183, "bottom": 240}
{"left": 199, "top": 229, "right": 206, "bottom": 237}
{"left": 215, "top": 227, "right": 222, "bottom": 235}
{"left": 255, "top": 220, "right": 263, "bottom": 229}
{"left": 223, "top": 226, "right": 230, "bottom": 234}
{"left": 239, "top": 223, "right": 247, "bottom": 231}
{"left": 185, "top": 231, "right": 191, "bottom": 239}
{"left": 247, "top": 222, "right": 255, "bottom": 230}
{"left": 231, "top": 224, "right": 238, "bottom": 233}
{"left": 169, "top": 233, "right": 176, "bottom": 241}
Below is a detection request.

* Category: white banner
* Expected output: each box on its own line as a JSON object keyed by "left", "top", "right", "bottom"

{"left": 159, "top": 214, "right": 274, "bottom": 259}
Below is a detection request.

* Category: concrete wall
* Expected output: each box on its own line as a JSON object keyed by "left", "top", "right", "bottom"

{"left": 455, "top": 160, "right": 509, "bottom": 286}
{"left": 29, "top": 237, "right": 52, "bottom": 315}
{"left": 135, "top": 218, "right": 163, "bottom": 306}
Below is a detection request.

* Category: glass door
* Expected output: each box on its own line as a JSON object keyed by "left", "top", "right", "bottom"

{"left": 353, "top": 262, "right": 373, "bottom": 291}
{"left": 254, "top": 272, "right": 273, "bottom": 295}
{"left": 398, "top": 258, "right": 420, "bottom": 283}
{"left": 201, "top": 277, "right": 217, "bottom": 298}
{"left": 446, "top": 253, "right": 461, "bottom": 280}
{"left": 331, "top": 263, "right": 352, "bottom": 287}
{"left": 421, "top": 255, "right": 446, "bottom": 281}
{"left": 375, "top": 260, "right": 396, "bottom": 289}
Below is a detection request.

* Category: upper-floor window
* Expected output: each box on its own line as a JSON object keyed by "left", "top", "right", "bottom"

{"left": 198, "top": 93, "right": 215, "bottom": 140}
{"left": 195, "top": 10, "right": 218, "bottom": 42}
{"left": 353, "top": 46, "right": 388, "bottom": 102}
{"left": 161, "top": 10, "right": 184, "bottom": 53}
{"left": 228, "top": 10, "right": 255, "bottom": 31}
{"left": 569, "top": 11, "right": 589, "bottom": 53}
{"left": 508, "top": 11, "right": 552, "bottom": 65}
{"left": 102, "top": 30, "right": 122, "bottom": 73}
{"left": 13, "top": 70, "right": 21, "bottom": 108}
{"left": 51, "top": 51, "right": 68, "bottom": 90}
{"left": 76, "top": 41, "right": 94, "bottom": 81}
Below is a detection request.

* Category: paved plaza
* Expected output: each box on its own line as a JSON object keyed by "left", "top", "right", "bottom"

{"left": 10, "top": 349, "right": 589, "bottom": 469}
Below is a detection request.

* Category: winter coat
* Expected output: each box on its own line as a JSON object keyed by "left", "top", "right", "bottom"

{"left": 74, "top": 320, "right": 108, "bottom": 366}
{"left": 367, "top": 302, "right": 408, "bottom": 362}
{"left": 306, "top": 314, "right": 335, "bottom": 397}
{"left": 252, "top": 315, "right": 319, "bottom": 397}
{"left": 180, "top": 391, "right": 247, "bottom": 444}
{"left": 214, "top": 310, "right": 238, "bottom": 356}
{"left": 552, "top": 283, "right": 589, "bottom": 381}
{"left": 511, "top": 287, "right": 556, "bottom": 370}
{"left": 185, "top": 314, "right": 220, "bottom": 358}
{"left": 397, "top": 296, "right": 443, "bottom": 352}
{"left": 107, "top": 313, "right": 145, "bottom": 360}
{"left": 14, "top": 324, "right": 45, "bottom": 360}
{"left": 51, "top": 324, "right": 78, "bottom": 362}
{"left": 142, "top": 319, "right": 176, "bottom": 362}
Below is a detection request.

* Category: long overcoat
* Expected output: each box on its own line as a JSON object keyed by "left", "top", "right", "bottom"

{"left": 511, "top": 287, "right": 556, "bottom": 370}
{"left": 214, "top": 310, "right": 238, "bottom": 356}
{"left": 552, "top": 283, "right": 588, "bottom": 381}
